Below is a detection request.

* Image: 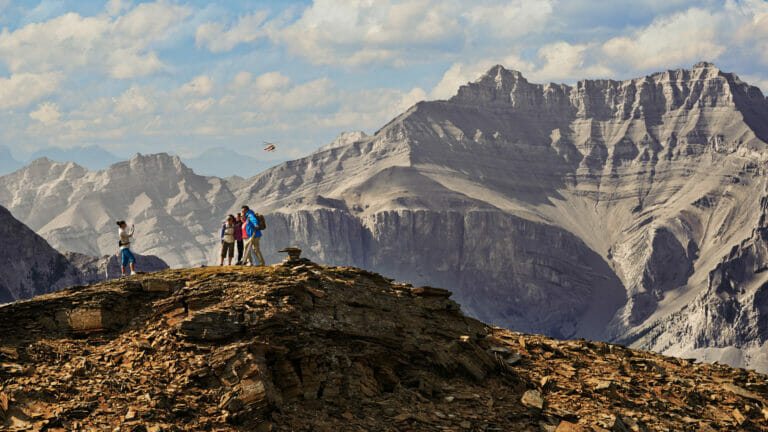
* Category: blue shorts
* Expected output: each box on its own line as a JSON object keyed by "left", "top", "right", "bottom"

{"left": 121, "top": 249, "right": 136, "bottom": 267}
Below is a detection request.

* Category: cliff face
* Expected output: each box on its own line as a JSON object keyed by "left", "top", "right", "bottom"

{"left": 1, "top": 264, "right": 766, "bottom": 431}
{"left": 237, "top": 62, "right": 768, "bottom": 372}
{"left": 0, "top": 206, "right": 83, "bottom": 303}
{"left": 2, "top": 63, "right": 768, "bottom": 372}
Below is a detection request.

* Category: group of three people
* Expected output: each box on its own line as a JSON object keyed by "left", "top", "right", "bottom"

{"left": 220, "top": 205, "right": 265, "bottom": 267}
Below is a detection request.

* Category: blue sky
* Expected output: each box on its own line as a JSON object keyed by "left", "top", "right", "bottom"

{"left": 0, "top": 0, "right": 767, "bottom": 161}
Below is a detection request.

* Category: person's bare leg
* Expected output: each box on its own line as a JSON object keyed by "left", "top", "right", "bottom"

{"left": 228, "top": 257, "right": 233, "bottom": 265}
{"left": 121, "top": 266, "right": 126, "bottom": 276}
{"left": 129, "top": 262, "right": 135, "bottom": 275}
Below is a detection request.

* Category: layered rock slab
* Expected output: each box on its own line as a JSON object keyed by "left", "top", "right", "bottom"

{"left": 0, "top": 265, "right": 766, "bottom": 431}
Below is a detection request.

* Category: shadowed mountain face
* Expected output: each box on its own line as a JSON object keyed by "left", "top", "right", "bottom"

{"left": 0, "top": 206, "right": 82, "bottom": 303}
{"left": 2, "top": 63, "right": 768, "bottom": 371}
{"left": 0, "top": 205, "right": 169, "bottom": 303}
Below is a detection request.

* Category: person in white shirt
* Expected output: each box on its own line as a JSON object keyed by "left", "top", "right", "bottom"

{"left": 117, "top": 220, "right": 136, "bottom": 276}
{"left": 220, "top": 215, "right": 236, "bottom": 266}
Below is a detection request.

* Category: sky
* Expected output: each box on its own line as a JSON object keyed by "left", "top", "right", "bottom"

{"left": 0, "top": 0, "right": 767, "bottom": 161}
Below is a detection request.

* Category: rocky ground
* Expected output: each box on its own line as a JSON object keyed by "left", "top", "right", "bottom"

{"left": 0, "top": 259, "right": 767, "bottom": 431}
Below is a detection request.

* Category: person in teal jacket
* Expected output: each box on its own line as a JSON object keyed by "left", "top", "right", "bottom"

{"left": 240, "top": 205, "right": 265, "bottom": 266}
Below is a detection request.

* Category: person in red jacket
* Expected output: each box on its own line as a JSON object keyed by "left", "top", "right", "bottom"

{"left": 234, "top": 213, "right": 244, "bottom": 265}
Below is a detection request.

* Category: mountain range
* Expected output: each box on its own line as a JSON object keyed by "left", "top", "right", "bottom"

{"left": 0, "top": 145, "right": 281, "bottom": 178}
{"left": 2, "top": 62, "right": 768, "bottom": 373}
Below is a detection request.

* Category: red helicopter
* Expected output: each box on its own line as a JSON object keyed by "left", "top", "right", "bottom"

{"left": 263, "top": 142, "right": 277, "bottom": 152}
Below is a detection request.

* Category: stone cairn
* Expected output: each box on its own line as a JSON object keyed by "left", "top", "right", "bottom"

{"left": 278, "top": 247, "right": 312, "bottom": 267}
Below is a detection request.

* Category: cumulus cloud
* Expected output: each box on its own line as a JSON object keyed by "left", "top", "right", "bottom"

{"left": 254, "top": 72, "right": 292, "bottom": 92}
{"left": 534, "top": 42, "right": 613, "bottom": 82}
{"left": 195, "top": 12, "right": 268, "bottom": 53}
{"left": 179, "top": 75, "right": 214, "bottom": 96}
{"left": 0, "top": 1, "right": 190, "bottom": 79}
{"left": 601, "top": 8, "right": 725, "bottom": 70}
{"left": 271, "top": 0, "right": 550, "bottom": 67}
{"left": 105, "top": 0, "right": 131, "bottom": 16}
{"left": 29, "top": 102, "right": 61, "bottom": 125}
{"left": 0, "top": 72, "right": 63, "bottom": 109}
{"left": 113, "top": 85, "right": 156, "bottom": 115}
{"left": 6, "top": 0, "right": 768, "bottom": 158}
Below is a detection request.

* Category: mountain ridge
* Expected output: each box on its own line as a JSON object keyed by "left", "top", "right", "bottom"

{"left": 2, "top": 63, "right": 768, "bottom": 373}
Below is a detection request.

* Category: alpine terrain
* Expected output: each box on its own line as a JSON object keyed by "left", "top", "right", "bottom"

{"left": 0, "top": 205, "right": 168, "bottom": 303}
{"left": 1, "top": 258, "right": 766, "bottom": 430}
{"left": 2, "top": 62, "right": 768, "bottom": 372}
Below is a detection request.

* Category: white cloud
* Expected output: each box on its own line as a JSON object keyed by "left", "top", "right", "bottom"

{"left": 272, "top": 0, "right": 552, "bottom": 67}
{"left": 601, "top": 8, "right": 725, "bottom": 70}
{"left": 105, "top": 0, "right": 131, "bottom": 16}
{"left": 230, "top": 71, "right": 253, "bottom": 90}
{"left": 29, "top": 101, "right": 61, "bottom": 125}
{"left": 533, "top": 42, "right": 612, "bottom": 82}
{"left": 261, "top": 78, "right": 335, "bottom": 111}
{"left": 316, "top": 86, "right": 425, "bottom": 130}
{"left": 0, "top": 72, "right": 62, "bottom": 109}
{"left": 463, "top": 1, "right": 554, "bottom": 39}
{"left": 113, "top": 85, "right": 156, "bottom": 115}
{"left": 254, "top": 72, "right": 292, "bottom": 92}
{"left": 179, "top": 75, "right": 214, "bottom": 96}
{"left": 195, "top": 11, "right": 268, "bottom": 53}
{"left": 0, "top": 1, "right": 190, "bottom": 79}
{"left": 185, "top": 98, "right": 215, "bottom": 113}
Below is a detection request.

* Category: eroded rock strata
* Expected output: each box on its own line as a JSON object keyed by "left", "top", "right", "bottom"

{"left": 0, "top": 264, "right": 766, "bottom": 431}
{"left": 2, "top": 63, "right": 768, "bottom": 371}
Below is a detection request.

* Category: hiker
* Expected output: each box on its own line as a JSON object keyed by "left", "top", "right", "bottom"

{"left": 234, "top": 214, "right": 244, "bottom": 265}
{"left": 220, "top": 215, "right": 236, "bottom": 266}
{"left": 117, "top": 221, "right": 136, "bottom": 277}
{"left": 240, "top": 205, "right": 265, "bottom": 266}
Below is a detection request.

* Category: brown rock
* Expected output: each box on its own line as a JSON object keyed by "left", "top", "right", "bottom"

{"left": 0, "top": 266, "right": 765, "bottom": 431}
{"left": 412, "top": 286, "right": 452, "bottom": 297}
{"left": 555, "top": 421, "right": 586, "bottom": 431}
{"left": 521, "top": 389, "right": 544, "bottom": 410}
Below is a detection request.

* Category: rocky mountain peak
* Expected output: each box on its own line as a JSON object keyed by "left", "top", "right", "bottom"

{"left": 321, "top": 131, "right": 370, "bottom": 151}
{"left": 124, "top": 152, "right": 188, "bottom": 174}
{"left": 449, "top": 62, "right": 768, "bottom": 122}
{"left": 1, "top": 263, "right": 766, "bottom": 430}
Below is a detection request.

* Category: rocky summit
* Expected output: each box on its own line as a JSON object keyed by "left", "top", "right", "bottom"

{"left": 1, "top": 262, "right": 767, "bottom": 431}
{"left": 3, "top": 63, "right": 768, "bottom": 372}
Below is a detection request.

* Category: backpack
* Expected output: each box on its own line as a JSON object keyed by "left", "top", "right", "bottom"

{"left": 255, "top": 213, "right": 266, "bottom": 230}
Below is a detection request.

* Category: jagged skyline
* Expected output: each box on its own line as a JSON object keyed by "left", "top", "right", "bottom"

{"left": 0, "top": 0, "right": 767, "bottom": 163}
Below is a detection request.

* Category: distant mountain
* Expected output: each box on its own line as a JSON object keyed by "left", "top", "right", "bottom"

{"left": 0, "top": 154, "right": 234, "bottom": 268}
{"left": 3, "top": 63, "right": 768, "bottom": 373}
{"left": 0, "top": 146, "right": 23, "bottom": 176}
{"left": 182, "top": 146, "right": 283, "bottom": 178}
{"left": 0, "top": 203, "right": 169, "bottom": 303}
{"left": 27, "top": 145, "right": 122, "bottom": 171}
